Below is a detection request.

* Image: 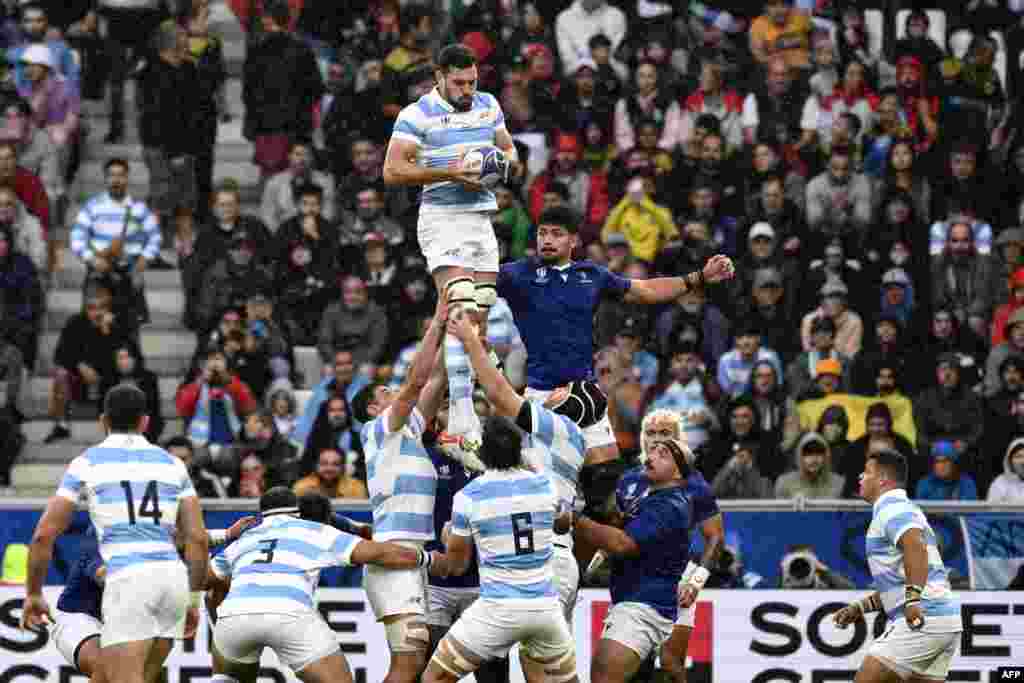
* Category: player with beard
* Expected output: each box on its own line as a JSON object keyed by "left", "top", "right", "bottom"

{"left": 497, "top": 206, "right": 733, "bottom": 546}
{"left": 383, "top": 43, "right": 522, "bottom": 447}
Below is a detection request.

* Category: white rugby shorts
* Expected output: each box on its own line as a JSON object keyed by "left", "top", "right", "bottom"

{"left": 601, "top": 602, "right": 674, "bottom": 661}
{"left": 523, "top": 387, "right": 617, "bottom": 450}
{"left": 214, "top": 612, "right": 339, "bottom": 673}
{"left": 553, "top": 543, "right": 579, "bottom": 627}
{"left": 868, "top": 619, "right": 960, "bottom": 681}
{"left": 425, "top": 585, "right": 479, "bottom": 628}
{"left": 52, "top": 610, "right": 101, "bottom": 669}
{"left": 418, "top": 210, "right": 499, "bottom": 274}
{"left": 364, "top": 557, "right": 428, "bottom": 620}
{"left": 100, "top": 561, "right": 189, "bottom": 647}
{"left": 445, "top": 597, "right": 573, "bottom": 663}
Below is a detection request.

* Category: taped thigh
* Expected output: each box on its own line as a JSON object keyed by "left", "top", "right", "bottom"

{"left": 430, "top": 634, "right": 485, "bottom": 679}
{"left": 445, "top": 276, "right": 478, "bottom": 314}
{"left": 383, "top": 615, "right": 430, "bottom": 654}
{"left": 522, "top": 647, "right": 576, "bottom": 683}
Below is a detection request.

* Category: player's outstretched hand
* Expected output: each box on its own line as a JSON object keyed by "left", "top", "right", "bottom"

{"left": 20, "top": 594, "right": 52, "bottom": 632}
{"left": 446, "top": 312, "right": 476, "bottom": 343}
{"left": 227, "top": 515, "right": 259, "bottom": 542}
{"left": 702, "top": 255, "right": 735, "bottom": 284}
{"left": 832, "top": 603, "right": 862, "bottom": 629}
{"left": 184, "top": 606, "right": 199, "bottom": 639}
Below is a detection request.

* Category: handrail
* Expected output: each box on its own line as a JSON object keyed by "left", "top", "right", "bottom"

{"left": 0, "top": 498, "right": 1022, "bottom": 513}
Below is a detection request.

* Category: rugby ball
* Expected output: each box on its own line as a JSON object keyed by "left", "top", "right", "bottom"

{"left": 461, "top": 146, "right": 509, "bottom": 188}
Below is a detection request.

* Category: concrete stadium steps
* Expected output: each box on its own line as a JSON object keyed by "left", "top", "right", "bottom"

{"left": 11, "top": 464, "right": 67, "bottom": 492}
{"left": 35, "top": 331, "right": 195, "bottom": 377}
{"left": 22, "top": 419, "right": 107, "bottom": 446}
{"left": 21, "top": 376, "right": 184, "bottom": 419}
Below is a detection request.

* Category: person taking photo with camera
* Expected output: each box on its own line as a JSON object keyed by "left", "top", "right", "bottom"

{"left": 175, "top": 348, "right": 258, "bottom": 450}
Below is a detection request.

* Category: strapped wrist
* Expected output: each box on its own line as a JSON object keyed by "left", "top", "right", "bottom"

{"left": 208, "top": 529, "right": 228, "bottom": 546}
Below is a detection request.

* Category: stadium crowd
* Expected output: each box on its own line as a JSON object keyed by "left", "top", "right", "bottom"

{"left": 2, "top": 0, "right": 1024, "bottom": 506}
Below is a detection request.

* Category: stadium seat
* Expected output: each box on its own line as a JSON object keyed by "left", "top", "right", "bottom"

{"left": 294, "top": 346, "right": 322, "bottom": 389}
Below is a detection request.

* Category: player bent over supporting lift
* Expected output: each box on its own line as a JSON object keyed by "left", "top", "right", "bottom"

{"left": 205, "top": 487, "right": 447, "bottom": 683}
{"left": 834, "top": 450, "right": 962, "bottom": 683}
{"left": 424, "top": 414, "right": 579, "bottom": 683}
{"left": 383, "top": 42, "right": 521, "bottom": 441}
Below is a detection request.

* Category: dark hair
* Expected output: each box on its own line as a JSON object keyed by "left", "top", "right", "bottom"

{"left": 537, "top": 205, "right": 578, "bottom": 233}
{"left": 436, "top": 43, "right": 477, "bottom": 71}
{"left": 295, "top": 183, "right": 323, "bottom": 201}
{"left": 263, "top": 0, "right": 291, "bottom": 28}
{"left": 760, "top": 173, "right": 785, "bottom": 191}
{"left": 288, "top": 138, "right": 311, "bottom": 154}
{"left": 868, "top": 449, "right": 908, "bottom": 485}
{"left": 103, "top": 383, "right": 148, "bottom": 432}
{"left": 260, "top": 486, "right": 298, "bottom": 513}
{"left": 545, "top": 180, "right": 571, "bottom": 201}
{"left": 478, "top": 416, "right": 523, "bottom": 470}
{"left": 4, "top": 97, "right": 32, "bottom": 119}
{"left": 351, "top": 382, "right": 385, "bottom": 424}
{"left": 163, "top": 435, "right": 193, "bottom": 453}
{"left": 589, "top": 33, "right": 611, "bottom": 49}
{"left": 839, "top": 111, "right": 862, "bottom": 137}
{"left": 104, "top": 157, "right": 129, "bottom": 174}
{"left": 298, "top": 492, "right": 333, "bottom": 523}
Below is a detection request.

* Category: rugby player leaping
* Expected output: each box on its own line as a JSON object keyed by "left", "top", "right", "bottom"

{"left": 383, "top": 43, "right": 522, "bottom": 442}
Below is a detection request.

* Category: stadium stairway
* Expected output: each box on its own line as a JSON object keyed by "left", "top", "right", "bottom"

{"left": 5, "top": 1, "right": 255, "bottom": 497}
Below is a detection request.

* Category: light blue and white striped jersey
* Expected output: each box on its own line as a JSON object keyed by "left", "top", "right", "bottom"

{"left": 866, "top": 489, "right": 962, "bottom": 631}
{"left": 56, "top": 435, "right": 196, "bottom": 579}
{"left": 451, "top": 469, "right": 559, "bottom": 608}
{"left": 391, "top": 88, "right": 505, "bottom": 213}
{"left": 70, "top": 193, "right": 162, "bottom": 264}
{"left": 521, "top": 403, "right": 584, "bottom": 550}
{"left": 211, "top": 514, "right": 360, "bottom": 618}
{"left": 361, "top": 407, "right": 437, "bottom": 543}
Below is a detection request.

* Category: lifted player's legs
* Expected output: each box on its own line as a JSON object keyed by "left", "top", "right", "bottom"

{"left": 434, "top": 266, "right": 481, "bottom": 438}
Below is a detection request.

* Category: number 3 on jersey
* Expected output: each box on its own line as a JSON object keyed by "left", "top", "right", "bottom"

{"left": 511, "top": 512, "right": 535, "bottom": 555}
{"left": 120, "top": 480, "right": 162, "bottom": 524}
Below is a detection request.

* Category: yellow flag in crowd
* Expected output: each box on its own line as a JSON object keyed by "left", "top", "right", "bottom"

{"left": 797, "top": 393, "right": 917, "bottom": 447}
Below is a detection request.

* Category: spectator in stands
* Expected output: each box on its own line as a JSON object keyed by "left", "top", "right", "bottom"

{"left": 242, "top": 0, "right": 323, "bottom": 179}
{"left": 930, "top": 219, "right": 997, "bottom": 341}
{"left": 717, "top": 322, "right": 783, "bottom": 399}
{"left": 915, "top": 440, "right": 979, "bottom": 501}
{"left": 528, "top": 132, "right": 598, "bottom": 224}
{"left": 914, "top": 353, "right": 985, "bottom": 474}
{"left": 227, "top": 410, "right": 299, "bottom": 491}
{"left": 357, "top": 233, "right": 400, "bottom": 310}
{"left": 892, "top": 9, "right": 945, "bottom": 75}
{"left": 16, "top": 45, "right": 79, "bottom": 165}
{"left": 701, "top": 395, "right": 781, "bottom": 482}
{"left": 800, "top": 281, "right": 863, "bottom": 358}
{"left": 492, "top": 182, "right": 532, "bottom": 262}
{"left": 0, "top": 317, "right": 24, "bottom": 421}
{"left": 554, "top": 0, "right": 626, "bottom": 78}
{"left": 805, "top": 148, "right": 872, "bottom": 257}
{"left": 992, "top": 229, "right": 1024, "bottom": 305}
{"left": 235, "top": 454, "right": 266, "bottom": 498}
{"left": 746, "top": 358, "right": 798, "bottom": 454}
{"left": 165, "top": 435, "right": 227, "bottom": 498}
{"left": 985, "top": 309, "right": 1024, "bottom": 397}
{"left": 774, "top": 432, "right": 845, "bottom": 499}
{"left": 739, "top": 266, "right": 799, "bottom": 360}
{"left": 712, "top": 441, "right": 774, "bottom": 499}
{"left": 613, "top": 61, "right": 681, "bottom": 152}
{"left": 291, "top": 349, "right": 369, "bottom": 451}
{"left": 382, "top": 4, "right": 433, "bottom": 75}
{"left": 841, "top": 402, "right": 918, "bottom": 498}
{"left": 647, "top": 342, "right": 717, "bottom": 450}
{"left": 681, "top": 60, "right": 744, "bottom": 150}
{"left": 301, "top": 393, "right": 357, "bottom": 464}
{"left": 612, "top": 315, "right": 657, "bottom": 390}
{"left": 245, "top": 293, "right": 292, "bottom": 389}
{"left": 654, "top": 287, "right": 730, "bottom": 367}
{"left": 0, "top": 187, "right": 45, "bottom": 274}
{"left": 99, "top": 343, "right": 163, "bottom": 444}
{"left": 387, "top": 269, "right": 436, "bottom": 354}
{"left": 991, "top": 267, "right": 1024, "bottom": 347}
{"left": 873, "top": 139, "right": 931, "bottom": 227}
{"left": 742, "top": 57, "right": 808, "bottom": 155}
{"left": 749, "top": 0, "right": 811, "bottom": 70}
{"left": 987, "top": 438, "right": 1024, "bottom": 503}
{"left": 787, "top": 316, "right": 850, "bottom": 399}
{"left": 268, "top": 385, "right": 296, "bottom": 439}
{"left": 744, "top": 146, "right": 806, "bottom": 218}
{"left": 338, "top": 186, "right": 405, "bottom": 263}
{"left": 138, "top": 20, "right": 199, "bottom": 266}
{"left": 293, "top": 447, "right": 367, "bottom": 499}
{"left": 317, "top": 275, "right": 388, "bottom": 377}
{"left": 335, "top": 137, "right": 387, "bottom": 214}
{"left": 554, "top": 58, "right": 614, "bottom": 138}
{"left": 260, "top": 139, "right": 336, "bottom": 234}
{"left": 602, "top": 175, "right": 677, "bottom": 263}
{"left": 176, "top": 347, "right": 258, "bottom": 448}
{"left": 7, "top": 3, "right": 80, "bottom": 89}
{"left": 0, "top": 142, "right": 50, "bottom": 236}
{"left": 736, "top": 223, "right": 794, "bottom": 298}
{"left": 1, "top": 98, "right": 61, "bottom": 216}
{"left": 43, "top": 285, "right": 130, "bottom": 443}
{"left": 194, "top": 233, "right": 272, "bottom": 336}
{"left": 274, "top": 183, "right": 340, "bottom": 345}
{"left": 849, "top": 316, "right": 920, "bottom": 396}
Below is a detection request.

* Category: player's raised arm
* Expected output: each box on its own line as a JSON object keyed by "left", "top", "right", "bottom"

{"left": 446, "top": 311, "right": 522, "bottom": 419}
{"left": 387, "top": 303, "right": 448, "bottom": 432}
{"left": 624, "top": 254, "right": 735, "bottom": 305}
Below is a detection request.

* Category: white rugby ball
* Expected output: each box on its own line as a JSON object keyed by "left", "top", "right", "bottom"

{"left": 461, "top": 146, "right": 508, "bottom": 188}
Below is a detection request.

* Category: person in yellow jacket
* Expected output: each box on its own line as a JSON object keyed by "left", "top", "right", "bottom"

{"left": 601, "top": 176, "right": 678, "bottom": 262}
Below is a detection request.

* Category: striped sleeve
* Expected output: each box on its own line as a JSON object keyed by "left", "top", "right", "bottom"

{"left": 491, "top": 94, "right": 507, "bottom": 133}
{"left": 392, "top": 105, "right": 425, "bottom": 145}
{"left": 328, "top": 528, "right": 360, "bottom": 567}
{"left": 882, "top": 503, "right": 923, "bottom": 546}
{"left": 175, "top": 457, "right": 197, "bottom": 499}
{"left": 56, "top": 455, "right": 88, "bottom": 502}
{"left": 138, "top": 204, "right": 162, "bottom": 260}
{"left": 450, "top": 490, "right": 472, "bottom": 536}
{"left": 211, "top": 551, "right": 231, "bottom": 579}
{"left": 69, "top": 204, "right": 93, "bottom": 261}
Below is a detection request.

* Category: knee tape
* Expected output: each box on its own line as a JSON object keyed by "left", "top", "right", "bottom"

{"left": 474, "top": 282, "right": 497, "bottom": 312}
{"left": 525, "top": 649, "right": 576, "bottom": 683}
{"left": 384, "top": 615, "right": 430, "bottom": 654}
{"left": 445, "top": 277, "right": 478, "bottom": 315}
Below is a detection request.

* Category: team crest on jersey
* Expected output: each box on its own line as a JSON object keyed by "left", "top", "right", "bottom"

{"left": 578, "top": 271, "right": 593, "bottom": 284}
{"left": 535, "top": 267, "right": 548, "bottom": 283}
{"left": 438, "top": 464, "right": 452, "bottom": 478}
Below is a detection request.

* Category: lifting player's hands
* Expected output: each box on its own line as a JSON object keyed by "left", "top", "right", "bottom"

{"left": 904, "top": 601, "right": 924, "bottom": 630}
{"left": 832, "top": 602, "right": 864, "bottom": 629}
{"left": 450, "top": 155, "right": 484, "bottom": 191}
{"left": 446, "top": 310, "right": 477, "bottom": 343}
{"left": 702, "top": 255, "right": 735, "bottom": 284}
{"left": 20, "top": 594, "right": 52, "bottom": 632}
{"left": 226, "top": 515, "right": 259, "bottom": 542}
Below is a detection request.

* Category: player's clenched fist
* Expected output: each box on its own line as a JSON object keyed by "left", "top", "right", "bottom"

{"left": 702, "top": 254, "right": 735, "bottom": 284}
{"left": 832, "top": 602, "right": 864, "bottom": 629}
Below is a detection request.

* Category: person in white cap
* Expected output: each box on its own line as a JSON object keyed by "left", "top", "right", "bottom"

{"left": 800, "top": 280, "right": 864, "bottom": 358}
{"left": 17, "top": 43, "right": 80, "bottom": 150}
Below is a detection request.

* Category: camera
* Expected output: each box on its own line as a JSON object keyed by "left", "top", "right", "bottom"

{"left": 781, "top": 551, "right": 819, "bottom": 588}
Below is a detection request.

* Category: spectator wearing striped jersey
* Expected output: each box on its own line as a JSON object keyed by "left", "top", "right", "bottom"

{"left": 716, "top": 321, "right": 783, "bottom": 398}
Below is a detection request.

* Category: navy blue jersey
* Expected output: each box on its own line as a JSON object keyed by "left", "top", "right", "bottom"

{"left": 425, "top": 445, "right": 481, "bottom": 589}
{"left": 617, "top": 466, "right": 720, "bottom": 529}
{"left": 497, "top": 259, "right": 631, "bottom": 390}
{"left": 56, "top": 530, "right": 103, "bottom": 621}
{"left": 609, "top": 486, "right": 691, "bottom": 620}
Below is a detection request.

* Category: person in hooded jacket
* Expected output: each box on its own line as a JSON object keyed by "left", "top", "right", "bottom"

{"left": 914, "top": 440, "right": 979, "bottom": 501}
{"left": 774, "top": 432, "right": 845, "bottom": 499}
{"left": 849, "top": 315, "right": 923, "bottom": 395}
{"left": 0, "top": 222, "right": 42, "bottom": 369}
{"left": 841, "top": 402, "right": 919, "bottom": 498}
{"left": 742, "top": 358, "right": 799, "bottom": 455}
{"left": 985, "top": 308, "right": 1024, "bottom": 397}
{"left": 711, "top": 439, "right": 774, "bottom": 499}
{"left": 194, "top": 233, "right": 273, "bottom": 336}
{"left": 987, "top": 438, "right": 1024, "bottom": 503}
{"left": 223, "top": 409, "right": 300, "bottom": 494}
{"left": 98, "top": 343, "right": 164, "bottom": 443}
{"left": 701, "top": 395, "right": 784, "bottom": 482}
{"left": 991, "top": 266, "right": 1024, "bottom": 346}
{"left": 816, "top": 404, "right": 852, "bottom": 479}
{"left": 914, "top": 353, "right": 985, "bottom": 477}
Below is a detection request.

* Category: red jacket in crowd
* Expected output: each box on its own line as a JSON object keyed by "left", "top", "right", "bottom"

{"left": 175, "top": 375, "right": 258, "bottom": 421}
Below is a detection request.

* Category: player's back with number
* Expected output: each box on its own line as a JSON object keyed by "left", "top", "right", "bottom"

{"left": 57, "top": 434, "right": 195, "bottom": 577}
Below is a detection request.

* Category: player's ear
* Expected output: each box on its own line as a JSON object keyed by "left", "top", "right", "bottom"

{"left": 138, "top": 414, "right": 150, "bottom": 436}
{"left": 99, "top": 413, "right": 110, "bottom": 436}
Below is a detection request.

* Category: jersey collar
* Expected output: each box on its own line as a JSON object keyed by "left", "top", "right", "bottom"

{"left": 873, "top": 487, "right": 908, "bottom": 513}
{"left": 429, "top": 87, "right": 455, "bottom": 113}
